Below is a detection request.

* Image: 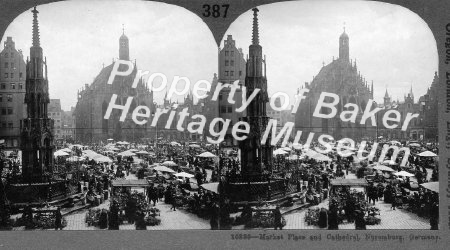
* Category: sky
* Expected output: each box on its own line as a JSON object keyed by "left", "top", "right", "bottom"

{"left": 1, "top": 0, "right": 438, "bottom": 111}
{"left": 224, "top": 1, "right": 438, "bottom": 107}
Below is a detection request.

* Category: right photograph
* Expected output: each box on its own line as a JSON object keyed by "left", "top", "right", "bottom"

{"left": 217, "top": 1, "right": 439, "bottom": 230}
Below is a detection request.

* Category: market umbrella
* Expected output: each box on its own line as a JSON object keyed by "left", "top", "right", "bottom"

{"left": 313, "top": 153, "right": 331, "bottom": 162}
{"left": 60, "top": 148, "right": 72, "bottom": 153}
{"left": 54, "top": 150, "right": 69, "bottom": 157}
{"left": 174, "top": 172, "right": 194, "bottom": 178}
{"left": 288, "top": 155, "right": 302, "bottom": 160}
{"left": 408, "top": 143, "right": 421, "bottom": 147}
{"left": 420, "top": 182, "right": 439, "bottom": 193}
{"left": 116, "top": 141, "right": 129, "bottom": 145}
{"left": 197, "top": 152, "right": 217, "bottom": 158}
{"left": 153, "top": 165, "right": 176, "bottom": 173}
{"left": 170, "top": 141, "right": 181, "bottom": 146}
{"left": 128, "top": 149, "right": 139, "bottom": 152}
{"left": 281, "top": 147, "right": 292, "bottom": 152}
{"left": 389, "top": 140, "right": 401, "bottom": 145}
{"left": 161, "top": 161, "right": 178, "bottom": 167}
{"left": 106, "top": 146, "right": 120, "bottom": 151}
{"left": 189, "top": 144, "right": 201, "bottom": 148}
{"left": 373, "top": 164, "right": 395, "bottom": 172}
{"left": 69, "top": 144, "right": 84, "bottom": 149}
{"left": 118, "top": 151, "right": 136, "bottom": 157}
{"left": 382, "top": 159, "right": 397, "bottom": 165}
{"left": 394, "top": 171, "right": 414, "bottom": 177}
{"left": 201, "top": 182, "right": 219, "bottom": 194}
{"left": 417, "top": 151, "right": 437, "bottom": 157}
{"left": 135, "top": 150, "right": 150, "bottom": 155}
{"left": 273, "top": 148, "right": 288, "bottom": 155}
{"left": 94, "top": 156, "right": 112, "bottom": 163}
{"left": 67, "top": 156, "right": 84, "bottom": 162}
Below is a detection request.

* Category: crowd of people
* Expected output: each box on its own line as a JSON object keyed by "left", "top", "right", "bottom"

{"left": 0, "top": 136, "right": 440, "bottom": 230}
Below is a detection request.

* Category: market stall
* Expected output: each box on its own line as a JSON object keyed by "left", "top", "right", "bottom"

{"left": 86, "top": 179, "right": 161, "bottom": 229}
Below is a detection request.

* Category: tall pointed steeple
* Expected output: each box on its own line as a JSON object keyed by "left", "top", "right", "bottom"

{"left": 239, "top": 8, "right": 273, "bottom": 177}
{"left": 21, "top": 6, "right": 55, "bottom": 182}
{"left": 252, "top": 8, "right": 259, "bottom": 45}
{"left": 409, "top": 83, "right": 414, "bottom": 100}
{"left": 384, "top": 88, "right": 391, "bottom": 106}
{"left": 32, "top": 7, "right": 40, "bottom": 47}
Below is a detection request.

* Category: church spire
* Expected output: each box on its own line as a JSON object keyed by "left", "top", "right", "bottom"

{"left": 252, "top": 8, "right": 259, "bottom": 45}
{"left": 119, "top": 25, "right": 130, "bottom": 60}
{"left": 32, "top": 7, "right": 40, "bottom": 47}
{"left": 339, "top": 25, "right": 349, "bottom": 62}
{"left": 409, "top": 84, "right": 414, "bottom": 98}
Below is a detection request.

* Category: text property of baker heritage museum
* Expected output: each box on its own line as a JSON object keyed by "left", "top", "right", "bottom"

{"left": 103, "top": 60, "right": 420, "bottom": 166}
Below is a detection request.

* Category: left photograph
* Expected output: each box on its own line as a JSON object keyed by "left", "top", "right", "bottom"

{"left": 0, "top": 1, "right": 220, "bottom": 230}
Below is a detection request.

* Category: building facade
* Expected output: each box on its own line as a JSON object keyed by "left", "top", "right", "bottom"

{"left": 217, "top": 35, "right": 246, "bottom": 146}
{"left": 376, "top": 72, "right": 438, "bottom": 141}
{"left": 73, "top": 30, "right": 154, "bottom": 143}
{"left": 294, "top": 29, "right": 375, "bottom": 141}
{"left": 0, "top": 37, "right": 26, "bottom": 149}
{"left": 61, "top": 107, "right": 75, "bottom": 142}
{"left": 48, "top": 99, "right": 62, "bottom": 141}
{"left": 151, "top": 90, "right": 211, "bottom": 142}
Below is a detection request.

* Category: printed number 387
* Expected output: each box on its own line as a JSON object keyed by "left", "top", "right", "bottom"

{"left": 202, "top": 4, "right": 230, "bottom": 18}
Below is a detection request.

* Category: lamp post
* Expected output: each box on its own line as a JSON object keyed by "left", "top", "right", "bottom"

{"left": 90, "top": 89, "right": 93, "bottom": 144}
{"left": 421, "top": 101, "right": 426, "bottom": 141}
{"left": 152, "top": 102, "right": 158, "bottom": 160}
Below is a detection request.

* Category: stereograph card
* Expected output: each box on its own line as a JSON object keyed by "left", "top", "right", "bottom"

{"left": 0, "top": 0, "right": 448, "bottom": 249}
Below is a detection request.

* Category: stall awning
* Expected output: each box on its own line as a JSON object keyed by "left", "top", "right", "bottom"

{"left": 111, "top": 179, "right": 150, "bottom": 187}
{"left": 420, "top": 182, "right": 439, "bottom": 193}
{"left": 330, "top": 179, "right": 369, "bottom": 187}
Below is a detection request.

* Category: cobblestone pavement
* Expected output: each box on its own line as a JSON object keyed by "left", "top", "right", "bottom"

{"left": 63, "top": 170, "right": 210, "bottom": 230}
{"left": 61, "top": 200, "right": 210, "bottom": 230}
{"left": 283, "top": 172, "right": 430, "bottom": 230}
{"left": 283, "top": 198, "right": 430, "bottom": 230}
{"left": 11, "top": 167, "right": 431, "bottom": 230}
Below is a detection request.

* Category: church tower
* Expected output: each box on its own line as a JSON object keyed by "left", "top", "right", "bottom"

{"left": 20, "top": 7, "right": 55, "bottom": 182}
{"left": 239, "top": 8, "right": 273, "bottom": 176}
{"left": 119, "top": 26, "right": 129, "bottom": 60}
{"left": 339, "top": 27, "right": 349, "bottom": 62}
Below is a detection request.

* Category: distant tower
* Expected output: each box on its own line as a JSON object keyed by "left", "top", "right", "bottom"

{"left": 239, "top": 8, "right": 273, "bottom": 176}
{"left": 384, "top": 89, "right": 391, "bottom": 106}
{"left": 119, "top": 25, "right": 129, "bottom": 60}
{"left": 409, "top": 84, "right": 414, "bottom": 101}
{"left": 339, "top": 26, "right": 349, "bottom": 62}
{"left": 20, "top": 7, "right": 55, "bottom": 182}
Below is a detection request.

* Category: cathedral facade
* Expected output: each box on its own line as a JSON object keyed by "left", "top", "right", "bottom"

{"left": 294, "top": 29, "right": 376, "bottom": 141}
{"left": 74, "top": 31, "right": 154, "bottom": 143}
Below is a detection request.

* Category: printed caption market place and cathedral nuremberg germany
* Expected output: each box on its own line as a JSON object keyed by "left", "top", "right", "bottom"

{"left": 0, "top": 7, "right": 439, "bottom": 231}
